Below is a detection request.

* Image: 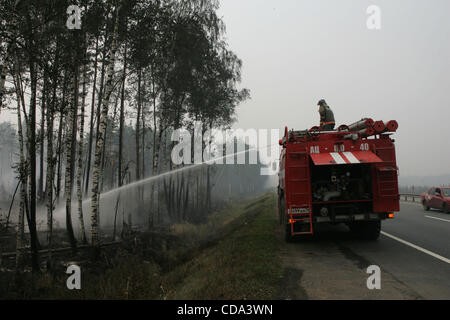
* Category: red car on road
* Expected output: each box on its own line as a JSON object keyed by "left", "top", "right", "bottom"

{"left": 421, "top": 187, "right": 450, "bottom": 214}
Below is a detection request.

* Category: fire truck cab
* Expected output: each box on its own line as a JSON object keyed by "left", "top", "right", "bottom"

{"left": 277, "top": 121, "right": 399, "bottom": 242}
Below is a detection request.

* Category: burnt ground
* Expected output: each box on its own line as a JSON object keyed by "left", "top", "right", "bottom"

{"left": 0, "top": 193, "right": 279, "bottom": 299}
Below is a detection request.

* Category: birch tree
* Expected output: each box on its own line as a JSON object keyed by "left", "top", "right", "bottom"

{"left": 64, "top": 27, "right": 84, "bottom": 253}
{"left": 90, "top": 2, "right": 122, "bottom": 256}
{"left": 45, "top": 63, "right": 57, "bottom": 270}
{"left": 13, "top": 67, "right": 26, "bottom": 272}
{"left": 64, "top": 63, "right": 78, "bottom": 253}
{"left": 25, "top": 13, "right": 40, "bottom": 272}
{"left": 77, "top": 43, "right": 88, "bottom": 245}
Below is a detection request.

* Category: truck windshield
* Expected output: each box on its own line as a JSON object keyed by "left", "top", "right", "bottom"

{"left": 442, "top": 189, "right": 450, "bottom": 197}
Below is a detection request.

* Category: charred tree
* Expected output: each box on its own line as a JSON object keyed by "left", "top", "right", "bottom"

{"left": 90, "top": 2, "right": 122, "bottom": 257}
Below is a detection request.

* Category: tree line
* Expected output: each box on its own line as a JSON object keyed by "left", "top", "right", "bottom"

{"left": 0, "top": 0, "right": 256, "bottom": 273}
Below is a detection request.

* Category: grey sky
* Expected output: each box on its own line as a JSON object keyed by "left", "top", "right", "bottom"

{"left": 218, "top": 0, "right": 450, "bottom": 177}
{"left": 0, "top": 0, "right": 448, "bottom": 179}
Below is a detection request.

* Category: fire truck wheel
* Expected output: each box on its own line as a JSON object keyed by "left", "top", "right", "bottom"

{"left": 364, "top": 221, "right": 381, "bottom": 240}
{"left": 443, "top": 203, "right": 449, "bottom": 214}
{"left": 423, "top": 201, "right": 430, "bottom": 211}
{"left": 284, "top": 223, "right": 294, "bottom": 243}
{"left": 349, "top": 222, "right": 362, "bottom": 237}
{"left": 349, "top": 221, "right": 381, "bottom": 241}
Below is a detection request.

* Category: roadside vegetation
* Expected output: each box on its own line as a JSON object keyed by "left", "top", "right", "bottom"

{"left": 0, "top": 192, "right": 283, "bottom": 299}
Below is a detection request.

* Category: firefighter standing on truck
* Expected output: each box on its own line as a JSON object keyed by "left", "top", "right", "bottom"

{"left": 317, "top": 99, "right": 335, "bottom": 131}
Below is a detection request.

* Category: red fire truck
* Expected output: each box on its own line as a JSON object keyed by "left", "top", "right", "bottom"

{"left": 277, "top": 119, "right": 399, "bottom": 241}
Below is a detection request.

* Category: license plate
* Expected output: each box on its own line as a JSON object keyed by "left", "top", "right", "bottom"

{"left": 290, "top": 208, "right": 310, "bottom": 214}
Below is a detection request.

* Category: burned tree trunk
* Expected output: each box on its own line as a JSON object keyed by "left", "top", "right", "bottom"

{"left": 118, "top": 42, "right": 127, "bottom": 188}
{"left": 45, "top": 60, "right": 58, "bottom": 269}
{"left": 27, "top": 58, "right": 40, "bottom": 272}
{"left": 13, "top": 69, "right": 26, "bottom": 272}
{"left": 135, "top": 69, "right": 142, "bottom": 183}
{"left": 64, "top": 63, "right": 78, "bottom": 254}
{"left": 56, "top": 73, "right": 68, "bottom": 200}
{"left": 90, "top": 2, "right": 122, "bottom": 256}
{"left": 24, "top": 6, "right": 42, "bottom": 269}
{"left": 77, "top": 47, "right": 88, "bottom": 245}
{"left": 38, "top": 70, "right": 47, "bottom": 202}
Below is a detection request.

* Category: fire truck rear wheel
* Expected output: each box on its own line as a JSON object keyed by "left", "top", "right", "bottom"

{"left": 284, "top": 223, "right": 294, "bottom": 242}
{"left": 443, "top": 203, "right": 449, "bottom": 214}
{"left": 349, "top": 221, "right": 381, "bottom": 241}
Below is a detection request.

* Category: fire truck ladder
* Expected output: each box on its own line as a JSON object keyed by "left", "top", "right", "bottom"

{"left": 287, "top": 151, "right": 314, "bottom": 236}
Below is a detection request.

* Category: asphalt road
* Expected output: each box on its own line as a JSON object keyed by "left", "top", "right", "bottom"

{"left": 280, "top": 201, "right": 450, "bottom": 300}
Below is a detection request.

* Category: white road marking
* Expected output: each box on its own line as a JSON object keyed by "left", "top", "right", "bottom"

{"left": 343, "top": 152, "right": 359, "bottom": 164}
{"left": 381, "top": 231, "right": 450, "bottom": 265}
{"left": 425, "top": 215, "right": 450, "bottom": 223}
{"left": 330, "top": 153, "right": 346, "bottom": 164}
